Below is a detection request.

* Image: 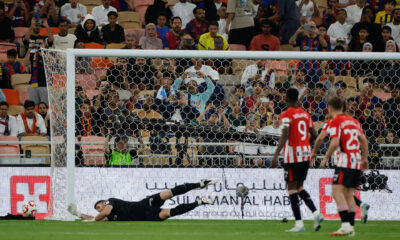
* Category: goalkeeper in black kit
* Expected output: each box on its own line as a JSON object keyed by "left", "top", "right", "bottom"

{"left": 67, "top": 179, "right": 218, "bottom": 221}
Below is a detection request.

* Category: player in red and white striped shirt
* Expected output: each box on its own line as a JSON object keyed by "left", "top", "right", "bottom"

{"left": 321, "top": 96, "right": 369, "bottom": 236}
{"left": 272, "top": 88, "right": 323, "bottom": 232}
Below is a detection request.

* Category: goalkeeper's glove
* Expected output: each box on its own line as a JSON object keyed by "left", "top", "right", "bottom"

{"left": 67, "top": 203, "right": 82, "bottom": 218}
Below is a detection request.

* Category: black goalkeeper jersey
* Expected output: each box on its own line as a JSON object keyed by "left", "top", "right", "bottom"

{"left": 106, "top": 198, "right": 147, "bottom": 221}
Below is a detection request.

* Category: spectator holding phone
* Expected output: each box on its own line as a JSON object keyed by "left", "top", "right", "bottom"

{"left": 198, "top": 21, "right": 229, "bottom": 50}
{"left": 7, "top": 0, "right": 30, "bottom": 27}
{"left": 0, "top": 1, "right": 15, "bottom": 42}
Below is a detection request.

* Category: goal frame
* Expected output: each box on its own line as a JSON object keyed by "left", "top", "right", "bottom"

{"left": 65, "top": 49, "right": 400, "bottom": 215}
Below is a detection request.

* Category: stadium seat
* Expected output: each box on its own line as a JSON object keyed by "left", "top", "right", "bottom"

{"left": 334, "top": 76, "right": 357, "bottom": 90}
{"left": 20, "top": 136, "right": 50, "bottom": 164}
{"left": 11, "top": 74, "right": 31, "bottom": 88}
{"left": 80, "top": 136, "right": 106, "bottom": 165}
{"left": 229, "top": 44, "right": 246, "bottom": 51}
{"left": 14, "top": 27, "right": 29, "bottom": 43}
{"left": 167, "top": 0, "right": 178, "bottom": 7}
{"left": 68, "top": 27, "right": 76, "bottom": 34}
{"left": 13, "top": 84, "right": 29, "bottom": 104}
{"left": 52, "top": 74, "right": 67, "bottom": 89}
{"left": 85, "top": 89, "right": 99, "bottom": 101}
{"left": 0, "top": 136, "right": 20, "bottom": 163}
{"left": 120, "top": 22, "right": 142, "bottom": 29}
{"left": 118, "top": 11, "right": 141, "bottom": 23}
{"left": 2, "top": 89, "right": 20, "bottom": 105}
{"left": 125, "top": 28, "right": 145, "bottom": 41}
{"left": 280, "top": 44, "right": 300, "bottom": 51}
{"left": 94, "top": 68, "right": 108, "bottom": 78}
{"left": 92, "top": 57, "right": 114, "bottom": 68}
{"left": 219, "top": 75, "right": 240, "bottom": 86}
{"left": 266, "top": 60, "right": 287, "bottom": 76}
{"left": 80, "top": 0, "right": 101, "bottom": 5}
{"left": 0, "top": 43, "right": 18, "bottom": 61}
{"left": 106, "top": 43, "right": 126, "bottom": 49}
{"left": 84, "top": 42, "right": 105, "bottom": 49}
{"left": 39, "top": 27, "right": 60, "bottom": 37}
{"left": 232, "top": 59, "right": 255, "bottom": 78}
{"left": 8, "top": 105, "right": 24, "bottom": 116}
{"left": 134, "top": 0, "right": 153, "bottom": 24}
{"left": 76, "top": 74, "right": 98, "bottom": 90}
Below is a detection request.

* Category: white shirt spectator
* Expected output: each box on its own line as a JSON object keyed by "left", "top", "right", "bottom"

{"left": 296, "top": 0, "right": 317, "bottom": 21}
{"left": 345, "top": 4, "right": 363, "bottom": 26}
{"left": 218, "top": 18, "right": 229, "bottom": 40}
{"left": 258, "top": 125, "right": 282, "bottom": 154}
{"left": 17, "top": 113, "right": 47, "bottom": 135}
{"left": 171, "top": 1, "right": 196, "bottom": 28}
{"left": 184, "top": 65, "right": 218, "bottom": 85}
{"left": 0, "top": 115, "right": 18, "bottom": 137}
{"left": 249, "top": 0, "right": 259, "bottom": 17}
{"left": 234, "top": 126, "right": 260, "bottom": 155}
{"left": 60, "top": 3, "right": 87, "bottom": 25}
{"left": 386, "top": 22, "right": 400, "bottom": 45}
{"left": 91, "top": 4, "right": 117, "bottom": 26}
{"left": 241, "top": 64, "right": 275, "bottom": 90}
{"left": 53, "top": 34, "right": 77, "bottom": 50}
{"left": 327, "top": 21, "right": 352, "bottom": 48}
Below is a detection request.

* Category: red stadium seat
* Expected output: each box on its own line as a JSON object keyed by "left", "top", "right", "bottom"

{"left": 2, "top": 89, "right": 20, "bottom": 105}
{"left": 229, "top": 44, "right": 246, "bottom": 51}
{"left": 39, "top": 27, "right": 60, "bottom": 37}
{"left": 0, "top": 43, "right": 17, "bottom": 61}
{"left": 84, "top": 42, "right": 105, "bottom": 49}
{"left": 80, "top": 136, "right": 106, "bottom": 165}
{"left": 124, "top": 28, "right": 145, "bottom": 41}
{"left": 76, "top": 74, "right": 98, "bottom": 90}
{"left": 0, "top": 136, "right": 20, "bottom": 163}
{"left": 85, "top": 89, "right": 99, "bottom": 101}
{"left": 265, "top": 60, "right": 287, "bottom": 76}
{"left": 14, "top": 27, "right": 29, "bottom": 43}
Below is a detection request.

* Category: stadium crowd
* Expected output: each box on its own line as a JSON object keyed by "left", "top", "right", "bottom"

{"left": 0, "top": 0, "right": 400, "bottom": 167}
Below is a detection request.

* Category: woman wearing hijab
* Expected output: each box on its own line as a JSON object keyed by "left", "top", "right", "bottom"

{"left": 74, "top": 14, "right": 101, "bottom": 43}
{"left": 352, "top": 42, "right": 378, "bottom": 77}
{"left": 139, "top": 23, "right": 163, "bottom": 49}
{"left": 377, "top": 40, "right": 400, "bottom": 87}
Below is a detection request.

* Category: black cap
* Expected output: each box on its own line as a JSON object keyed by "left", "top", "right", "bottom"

{"left": 107, "top": 11, "right": 118, "bottom": 18}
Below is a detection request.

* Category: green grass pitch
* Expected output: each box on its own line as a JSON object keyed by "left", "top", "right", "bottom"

{"left": 0, "top": 220, "right": 399, "bottom": 240}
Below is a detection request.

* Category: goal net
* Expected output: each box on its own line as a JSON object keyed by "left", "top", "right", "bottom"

{"left": 41, "top": 49, "right": 400, "bottom": 221}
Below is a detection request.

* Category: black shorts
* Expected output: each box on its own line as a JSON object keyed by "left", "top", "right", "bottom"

{"left": 283, "top": 162, "right": 309, "bottom": 182}
{"left": 139, "top": 193, "right": 166, "bottom": 221}
{"left": 333, "top": 167, "right": 362, "bottom": 188}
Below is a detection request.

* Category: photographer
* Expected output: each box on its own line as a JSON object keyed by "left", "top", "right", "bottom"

{"left": 6, "top": 0, "right": 30, "bottom": 27}
{"left": 105, "top": 135, "right": 138, "bottom": 166}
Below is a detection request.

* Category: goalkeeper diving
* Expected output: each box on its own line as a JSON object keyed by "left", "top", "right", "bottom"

{"left": 68, "top": 179, "right": 218, "bottom": 221}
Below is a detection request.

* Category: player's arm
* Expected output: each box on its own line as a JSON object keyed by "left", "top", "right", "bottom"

{"left": 94, "top": 205, "right": 113, "bottom": 221}
{"left": 321, "top": 137, "right": 339, "bottom": 168}
{"left": 358, "top": 133, "right": 369, "bottom": 170}
{"left": 271, "top": 127, "right": 289, "bottom": 167}
{"left": 311, "top": 130, "right": 329, "bottom": 165}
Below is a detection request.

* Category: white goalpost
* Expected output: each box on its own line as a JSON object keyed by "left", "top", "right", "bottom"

{"left": 39, "top": 49, "right": 400, "bottom": 220}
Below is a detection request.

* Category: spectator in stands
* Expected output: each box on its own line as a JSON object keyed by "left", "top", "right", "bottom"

{"left": 350, "top": 6, "right": 382, "bottom": 49}
{"left": 363, "top": 103, "right": 387, "bottom": 138}
{"left": 123, "top": 33, "right": 138, "bottom": 49}
{"left": 375, "top": 0, "right": 395, "bottom": 27}
{"left": 284, "top": 68, "right": 309, "bottom": 98}
{"left": 75, "top": 85, "right": 89, "bottom": 108}
{"left": 158, "top": 59, "right": 179, "bottom": 80}
{"left": 0, "top": 101, "right": 18, "bottom": 136}
{"left": 289, "top": 21, "right": 327, "bottom": 84}
{"left": 271, "top": 83, "right": 287, "bottom": 114}
{"left": 53, "top": 19, "right": 77, "bottom": 50}
{"left": 172, "top": 71, "right": 215, "bottom": 114}
{"left": 133, "top": 95, "right": 163, "bottom": 120}
{"left": 38, "top": 101, "right": 50, "bottom": 136}
{"left": 101, "top": 11, "right": 125, "bottom": 44}
{"left": 259, "top": 112, "right": 282, "bottom": 166}
{"left": 327, "top": 45, "right": 352, "bottom": 76}
{"left": 93, "top": 81, "right": 110, "bottom": 112}
{"left": 110, "top": 0, "right": 132, "bottom": 11}
{"left": 277, "top": 0, "right": 300, "bottom": 44}
{"left": 183, "top": 58, "right": 218, "bottom": 88}
{"left": 177, "top": 32, "right": 197, "bottom": 50}
{"left": 227, "top": 98, "right": 246, "bottom": 127}
{"left": 381, "top": 25, "right": 394, "bottom": 47}
{"left": 217, "top": 6, "right": 229, "bottom": 40}
{"left": 91, "top": 0, "right": 117, "bottom": 27}
{"left": 74, "top": 41, "right": 93, "bottom": 74}
{"left": 60, "top": 0, "right": 87, "bottom": 27}
{"left": 381, "top": 129, "right": 399, "bottom": 167}
{"left": 198, "top": 21, "right": 229, "bottom": 50}
{"left": 105, "top": 135, "right": 138, "bottom": 165}
{"left": 244, "top": 80, "right": 264, "bottom": 113}
{"left": 153, "top": 15, "right": 168, "bottom": 49}
{"left": 204, "top": 0, "right": 227, "bottom": 22}
{"left": 40, "top": 0, "right": 59, "bottom": 26}
{"left": 377, "top": 40, "right": 400, "bottom": 86}
{"left": 106, "top": 57, "right": 135, "bottom": 91}
{"left": 352, "top": 42, "right": 378, "bottom": 76}
{"left": 318, "top": 25, "right": 332, "bottom": 51}
{"left": 76, "top": 100, "right": 100, "bottom": 137}
{"left": 302, "top": 82, "right": 328, "bottom": 122}
{"left": 348, "top": 24, "right": 371, "bottom": 51}
{"left": 17, "top": 100, "right": 47, "bottom": 137}
{"left": 145, "top": 0, "right": 172, "bottom": 25}
{"left": 256, "top": 97, "right": 274, "bottom": 127}
{"left": 345, "top": 0, "right": 365, "bottom": 27}
{"left": 7, "top": 0, "right": 30, "bottom": 27}
{"left": 386, "top": 8, "right": 400, "bottom": 45}
{"left": 171, "top": 0, "right": 196, "bottom": 27}
{"left": 0, "top": 1, "right": 14, "bottom": 42}
{"left": 186, "top": 7, "right": 208, "bottom": 43}
{"left": 139, "top": 23, "right": 163, "bottom": 49}
{"left": 232, "top": 84, "right": 246, "bottom": 112}
{"left": 355, "top": 77, "right": 382, "bottom": 124}
{"left": 384, "top": 84, "right": 400, "bottom": 137}
{"left": 74, "top": 14, "right": 101, "bottom": 43}
{"left": 207, "top": 70, "right": 226, "bottom": 106}
{"left": 226, "top": 0, "right": 255, "bottom": 47}
{"left": 241, "top": 59, "right": 275, "bottom": 92}
{"left": 166, "top": 16, "right": 183, "bottom": 50}
{"left": 322, "top": 0, "right": 339, "bottom": 26}
{"left": 327, "top": 9, "right": 352, "bottom": 48}
{"left": 297, "top": 0, "right": 320, "bottom": 23}
{"left": 2, "top": 49, "right": 26, "bottom": 89}
{"left": 249, "top": 19, "right": 280, "bottom": 51}
{"left": 234, "top": 112, "right": 261, "bottom": 166}
{"left": 131, "top": 57, "right": 158, "bottom": 90}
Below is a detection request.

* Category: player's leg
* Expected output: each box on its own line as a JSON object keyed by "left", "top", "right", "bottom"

{"left": 297, "top": 182, "right": 324, "bottom": 231}
{"left": 286, "top": 180, "right": 304, "bottom": 232}
{"left": 354, "top": 192, "right": 370, "bottom": 224}
{"left": 158, "top": 178, "right": 219, "bottom": 202}
{"left": 331, "top": 184, "right": 352, "bottom": 236}
{"left": 344, "top": 187, "right": 357, "bottom": 236}
{"left": 158, "top": 197, "right": 214, "bottom": 220}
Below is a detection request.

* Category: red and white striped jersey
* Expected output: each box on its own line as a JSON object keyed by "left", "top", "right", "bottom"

{"left": 322, "top": 118, "right": 333, "bottom": 132}
{"left": 328, "top": 114, "right": 365, "bottom": 170}
{"left": 281, "top": 107, "right": 314, "bottom": 164}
